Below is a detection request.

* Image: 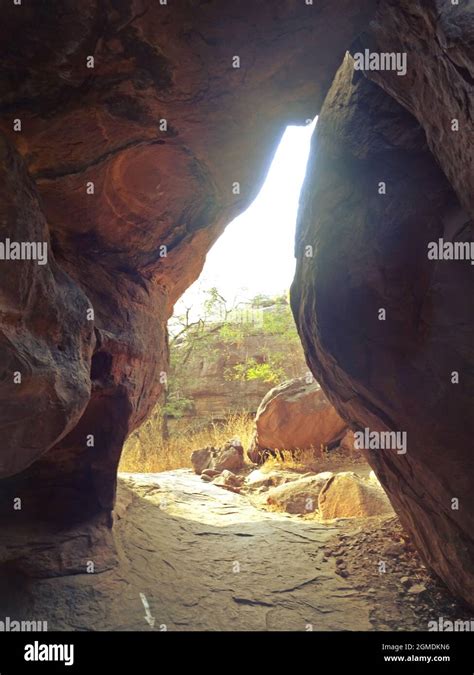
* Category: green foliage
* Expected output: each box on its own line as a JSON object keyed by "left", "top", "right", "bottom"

{"left": 162, "top": 392, "right": 194, "bottom": 419}
{"left": 227, "top": 357, "right": 285, "bottom": 384}
{"left": 166, "top": 289, "right": 303, "bottom": 416}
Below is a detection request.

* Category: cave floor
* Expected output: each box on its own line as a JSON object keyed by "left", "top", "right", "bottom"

{"left": 4, "top": 470, "right": 469, "bottom": 631}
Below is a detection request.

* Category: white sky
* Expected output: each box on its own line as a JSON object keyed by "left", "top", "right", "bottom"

{"left": 175, "top": 119, "right": 316, "bottom": 315}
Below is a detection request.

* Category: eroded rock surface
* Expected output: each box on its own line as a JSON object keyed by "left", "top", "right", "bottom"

{"left": 1, "top": 472, "right": 468, "bottom": 633}
{"left": 0, "top": 0, "right": 375, "bottom": 554}
{"left": 291, "top": 45, "right": 474, "bottom": 604}
{"left": 0, "top": 0, "right": 473, "bottom": 614}
{"left": 0, "top": 473, "right": 375, "bottom": 631}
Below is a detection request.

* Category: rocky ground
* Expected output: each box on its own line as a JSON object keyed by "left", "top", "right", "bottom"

{"left": 1, "top": 467, "right": 469, "bottom": 631}
{"left": 324, "top": 517, "right": 472, "bottom": 631}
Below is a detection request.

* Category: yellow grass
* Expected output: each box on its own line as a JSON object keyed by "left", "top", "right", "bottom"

{"left": 119, "top": 413, "right": 255, "bottom": 473}
{"left": 119, "top": 411, "right": 365, "bottom": 475}
{"left": 260, "top": 446, "right": 365, "bottom": 475}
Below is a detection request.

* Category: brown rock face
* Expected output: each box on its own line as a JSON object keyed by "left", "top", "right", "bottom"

{"left": 191, "top": 440, "right": 244, "bottom": 476}
{"left": 1, "top": 0, "right": 473, "bottom": 614}
{"left": 265, "top": 473, "right": 333, "bottom": 514}
{"left": 0, "top": 135, "right": 93, "bottom": 479}
{"left": 291, "top": 35, "right": 474, "bottom": 608}
{"left": 251, "top": 377, "right": 347, "bottom": 456}
{"left": 318, "top": 473, "right": 394, "bottom": 520}
{"left": 0, "top": 0, "right": 375, "bottom": 556}
{"left": 166, "top": 327, "right": 307, "bottom": 435}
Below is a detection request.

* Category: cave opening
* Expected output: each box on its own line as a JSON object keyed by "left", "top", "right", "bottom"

{"left": 121, "top": 120, "right": 319, "bottom": 472}
{"left": 119, "top": 114, "right": 393, "bottom": 529}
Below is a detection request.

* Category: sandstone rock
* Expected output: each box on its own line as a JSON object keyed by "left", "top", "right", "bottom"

{"left": 202, "top": 469, "right": 221, "bottom": 479}
{"left": 0, "top": 0, "right": 376, "bottom": 571}
{"left": 318, "top": 473, "right": 394, "bottom": 520}
{"left": 191, "top": 441, "right": 245, "bottom": 475}
{"left": 384, "top": 543, "right": 406, "bottom": 557}
{"left": 291, "top": 33, "right": 474, "bottom": 606}
{"left": 251, "top": 377, "right": 347, "bottom": 459}
{"left": 244, "top": 469, "right": 306, "bottom": 490}
{"left": 266, "top": 472, "right": 333, "bottom": 514}
{"left": 369, "top": 471, "right": 381, "bottom": 486}
{"left": 212, "top": 470, "right": 244, "bottom": 490}
{"left": 407, "top": 584, "right": 427, "bottom": 595}
{"left": 191, "top": 448, "right": 213, "bottom": 476}
{"left": 212, "top": 441, "right": 245, "bottom": 474}
{"left": 0, "top": 136, "right": 93, "bottom": 479}
{"left": 166, "top": 312, "right": 307, "bottom": 435}
{"left": 1, "top": 0, "right": 473, "bottom": 616}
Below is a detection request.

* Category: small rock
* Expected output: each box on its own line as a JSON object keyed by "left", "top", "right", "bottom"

{"left": 202, "top": 469, "right": 221, "bottom": 478}
{"left": 213, "top": 470, "right": 244, "bottom": 489}
{"left": 407, "top": 583, "right": 427, "bottom": 595}
{"left": 191, "top": 440, "right": 245, "bottom": 475}
{"left": 191, "top": 446, "right": 214, "bottom": 475}
{"left": 383, "top": 543, "right": 406, "bottom": 557}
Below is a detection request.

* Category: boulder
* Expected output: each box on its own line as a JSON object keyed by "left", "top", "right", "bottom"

{"left": 202, "top": 469, "right": 221, "bottom": 479}
{"left": 318, "top": 473, "right": 394, "bottom": 520}
{"left": 212, "top": 440, "right": 245, "bottom": 473}
{"left": 266, "top": 472, "right": 333, "bottom": 514}
{"left": 212, "top": 470, "right": 245, "bottom": 492}
{"left": 291, "top": 38, "right": 474, "bottom": 606}
{"left": 191, "top": 440, "right": 245, "bottom": 475}
{"left": 250, "top": 377, "right": 347, "bottom": 459}
{"left": 244, "top": 469, "right": 307, "bottom": 491}
{"left": 191, "top": 448, "right": 213, "bottom": 475}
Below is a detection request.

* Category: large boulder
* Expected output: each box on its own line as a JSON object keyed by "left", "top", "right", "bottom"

{"left": 249, "top": 377, "right": 347, "bottom": 460}
{"left": 291, "top": 18, "right": 474, "bottom": 607}
{"left": 265, "top": 472, "right": 333, "bottom": 514}
{"left": 318, "top": 473, "right": 394, "bottom": 520}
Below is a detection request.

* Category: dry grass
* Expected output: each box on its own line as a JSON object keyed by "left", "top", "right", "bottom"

{"left": 260, "top": 446, "right": 366, "bottom": 475}
{"left": 119, "top": 413, "right": 255, "bottom": 474}
{"left": 119, "top": 411, "right": 366, "bottom": 476}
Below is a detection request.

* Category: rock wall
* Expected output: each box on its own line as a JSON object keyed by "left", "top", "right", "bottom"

{"left": 1, "top": 0, "right": 473, "bottom": 610}
{"left": 291, "top": 1, "right": 474, "bottom": 607}
{"left": 0, "top": 0, "right": 375, "bottom": 570}
{"left": 166, "top": 325, "right": 308, "bottom": 434}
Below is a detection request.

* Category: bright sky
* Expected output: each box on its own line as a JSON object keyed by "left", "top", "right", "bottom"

{"left": 175, "top": 119, "right": 317, "bottom": 314}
